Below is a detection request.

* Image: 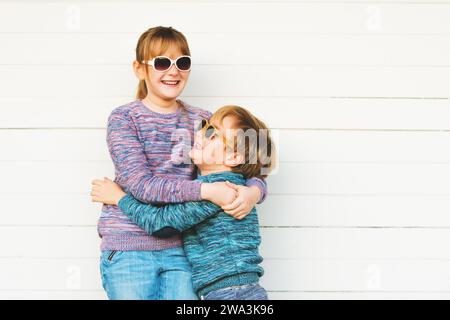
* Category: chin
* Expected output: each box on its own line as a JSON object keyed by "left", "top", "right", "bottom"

{"left": 189, "top": 153, "right": 200, "bottom": 165}
{"left": 191, "top": 153, "right": 202, "bottom": 163}
{"left": 160, "top": 92, "right": 181, "bottom": 101}
{"left": 159, "top": 85, "right": 185, "bottom": 99}
{"left": 193, "top": 156, "right": 207, "bottom": 166}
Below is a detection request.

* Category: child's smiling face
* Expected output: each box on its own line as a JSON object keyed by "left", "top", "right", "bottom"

{"left": 189, "top": 116, "right": 243, "bottom": 172}
{"left": 136, "top": 45, "right": 190, "bottom": 103}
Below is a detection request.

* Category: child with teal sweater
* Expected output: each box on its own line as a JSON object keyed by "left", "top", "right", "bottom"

{"left": 91, "top": 106, "right": 275, "bottom": 300}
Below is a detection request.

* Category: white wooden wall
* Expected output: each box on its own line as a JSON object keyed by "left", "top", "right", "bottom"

{"left": 1, "top": 0, "right": 450, "bottom": 300}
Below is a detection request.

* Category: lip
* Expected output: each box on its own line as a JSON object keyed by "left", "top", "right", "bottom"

{"left": 161, "top": 80, "right": 181, "bottom": 84}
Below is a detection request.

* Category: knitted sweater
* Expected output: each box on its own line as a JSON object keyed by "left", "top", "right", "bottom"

{"left": 118, "top": 171, "right": 264, "bottom": 297}
{"left": 98, "top": 99, "right": 267, "bottom": 251}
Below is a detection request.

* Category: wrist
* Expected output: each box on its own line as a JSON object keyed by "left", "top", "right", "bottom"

{"left": 249, "top": 185, "right": 261, "bottom": 204}
{"left": 114, "top": 191, "right": 127, "bottom": 206}
{"left": 200, "top": 183, "right": 212, "bottom": 201}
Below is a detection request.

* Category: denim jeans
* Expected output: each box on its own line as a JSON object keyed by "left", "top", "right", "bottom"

{"left": 100, "top": 247, "right": 198, "bottom": 300}
{"left": 201, "top": 283, "right": 268, "bottom": 300}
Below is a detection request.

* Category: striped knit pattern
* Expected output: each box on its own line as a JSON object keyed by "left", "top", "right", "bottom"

{"left": 98, "top": 99, "right": 268, "bottom": 251}
{"left": 98, "top": 99, "right": 211, "bottom": 251}
{"left": 117, "top": 171, "right": 264, "bottom": 297}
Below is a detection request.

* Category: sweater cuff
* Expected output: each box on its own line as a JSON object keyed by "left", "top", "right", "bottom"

{"left": 246, "top": 178, "right": 267, "bottom": 204}
{"left": 183, "top": 180, "right": 203, "bottom": 201}
{"left": 117, "top": 193, "right": 137, "bottom": 213}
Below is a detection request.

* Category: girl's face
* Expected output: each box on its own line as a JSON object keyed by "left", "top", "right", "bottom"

{"left": 135, "top": 45, "right": 190, "bottom": 104}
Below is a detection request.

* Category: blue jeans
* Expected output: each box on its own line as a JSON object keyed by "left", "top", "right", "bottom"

{"left": 201, "top": 283, "right": 268, "bottom": 300}
{"left": 100, "top": 247, "right": 198, "bottom": 300}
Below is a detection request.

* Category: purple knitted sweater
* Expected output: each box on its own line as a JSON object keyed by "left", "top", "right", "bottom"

{"left": 98, "top": 99, "right": 267, "bottom": 251}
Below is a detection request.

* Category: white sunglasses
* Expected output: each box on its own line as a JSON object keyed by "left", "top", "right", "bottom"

{"left": 141, "top": 55, "right": 192, "bottom": 72}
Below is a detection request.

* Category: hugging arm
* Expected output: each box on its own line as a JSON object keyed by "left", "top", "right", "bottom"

{"left": 117, "top": 194, "right": 221, "bottom": 235}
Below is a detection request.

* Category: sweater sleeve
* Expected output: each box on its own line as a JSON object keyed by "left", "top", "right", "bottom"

{"left": 245, "top": 177, "right": 267, "bottom": 204}
{"left": 117, "top": 194, "right": 221, "bottom": 234}
{"left": 107, "top": 109, "right": 202, "bottom": 204}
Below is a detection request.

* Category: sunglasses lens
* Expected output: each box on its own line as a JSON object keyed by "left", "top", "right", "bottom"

{"left": 195, "top": 119, "right": 206, "bottom": 131}
{"left": 205, "top": 126, "right": 215, "bottom": 139}
{"left": 176, "top": 56, "right": 191, "bottom": 71}
{"left": 154, "top": 57, "right": 172, "bottom": 71}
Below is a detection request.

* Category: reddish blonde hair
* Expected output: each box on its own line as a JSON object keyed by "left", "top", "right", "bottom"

{"left": 210, "top": 106, "right": 276, "bottom": 179}
{"left": 135, "top": 26, "right": 191, "bottom": 99}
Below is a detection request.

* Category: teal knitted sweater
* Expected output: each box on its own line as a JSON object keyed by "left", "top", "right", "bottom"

{"left": 117, "top": 171, "right": 264, "bottom": 297}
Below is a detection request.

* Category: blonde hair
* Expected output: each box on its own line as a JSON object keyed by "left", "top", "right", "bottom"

{"left": 210, "top": 106, "right": 276, "bottom": 179}
{"left": 135, "top": 26, "right": 191, "bottom": 99}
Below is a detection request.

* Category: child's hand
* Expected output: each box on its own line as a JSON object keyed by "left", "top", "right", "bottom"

{"left": 90, "top": 177, "right": 127, "bottom": 206}
{"left": 221, "top": 182, "right": 260, "bottom": 220}
{"left": 201, "top": 181, "right": 238, "bottom": 207}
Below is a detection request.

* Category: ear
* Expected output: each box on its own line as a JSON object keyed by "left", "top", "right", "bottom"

{"left": 132, "top": 60, "right": 146, "bottom": 80}
{"left": 224, "top": 152, "right": 244, "bottom": 167}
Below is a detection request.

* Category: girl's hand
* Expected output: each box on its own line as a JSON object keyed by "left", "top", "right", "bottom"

{"left": 201, "top": 181, "right": 238, "bottom": 207}
{"left": 90, "top": 177, "right": 127, "bottom": 206}
{"left": 221, "top": 181, "right": 261, "bottom": 220}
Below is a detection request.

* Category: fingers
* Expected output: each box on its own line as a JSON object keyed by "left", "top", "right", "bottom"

{"left": 91, "top": 177, "right": 113, "bottom": 186}
{"left": 91, "top": 179, "right": 104, "bottom": 186}
{"left": 235, "top": 212, "right": 248, "bottom": 220}
{"left": 91, "top": 178, "right": 114, "bottom": 203}
{"left": 225, "top": 181, "right": 240, "bottom": 192}
{"left": 90, "top": 189, "right": 99, "bottom": 202}
{"left": 90, "top": 184, "right": 101, "bottom": 199}
{"left": 91, "top": 185, "right": 101, "bottom": 192}
{"left": 223, "top": 197, "right": 246, "bottom": 216}
{"left": 224, "top": 204, "right": 245, "bottom": 218}
{"left": 230, "top": 209, "right": 249, "bottom": 220}
{"left": 221, "top": 197, "right": 242, "bottom": 211}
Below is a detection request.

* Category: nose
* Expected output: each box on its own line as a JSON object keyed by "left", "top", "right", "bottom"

{"left": 166, "top": 62, "right": 179, "bottom": 76}
{"left": 194, "top": 130, "right": 203, "bottom": 145}
{"left": 195, "top": 129, "right": 214, "bottom": 150}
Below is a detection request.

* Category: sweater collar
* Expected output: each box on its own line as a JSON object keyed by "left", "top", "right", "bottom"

{"left": 197, "top": 171, "right": 245, "bottom": 185}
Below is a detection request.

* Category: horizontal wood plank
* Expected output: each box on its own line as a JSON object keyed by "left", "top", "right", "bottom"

{"left": 2, "top": 193, "right": 450, "bottom": 227}
{"left": 0, "top": 227, "right": 449, "bottom": 259}
{"left": 1, "top": 3, "right": 450, "bottom": 35}
{"left": 2, "top": 33, "right": 450, "bottom": 67}
{"left": 1, "top": 193, "right": 450, "bottom": 227}
{"left": 1, "top": 97, "right": 449, "bottom": 130}
{"left": 1, "top": 161, "right": 449, "bottom": 195}
{"left": 2, "top": 129, "right": 450, "bottom": 162}
{"left": 2, "top": 65, "right": 450, "bottom": 98}
{"left": 0, "top": 192, "right": 450, "bottom": 228}
{"left": 0, "top": 257, "right": 449, "bottom": 292}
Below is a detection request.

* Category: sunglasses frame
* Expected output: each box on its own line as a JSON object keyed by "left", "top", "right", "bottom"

{"left": 197, "top": 119, "right": 236, "bottom": 150}
{"left": 141, "top": 55, "right": 192, "bottom": 72}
